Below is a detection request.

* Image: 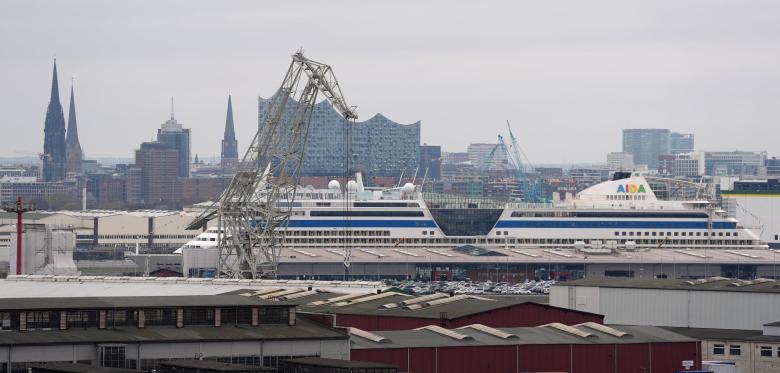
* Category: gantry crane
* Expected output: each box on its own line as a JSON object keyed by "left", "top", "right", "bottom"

{"left": 190, "top": 51, "right": 357, "bottom": 279}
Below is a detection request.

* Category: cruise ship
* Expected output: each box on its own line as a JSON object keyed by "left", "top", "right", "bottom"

{"left": 180, "top": 172, "right": 766, "bottom": 253}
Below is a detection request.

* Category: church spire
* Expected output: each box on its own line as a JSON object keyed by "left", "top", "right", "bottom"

{"left": 42, "top": 59, "right": 67, "bottom": 181}
{"left": 221, "top": 94, "right": 239, "bottom": 168}
{"left": 65, "top": 82, "right": 83, "bottom": 174}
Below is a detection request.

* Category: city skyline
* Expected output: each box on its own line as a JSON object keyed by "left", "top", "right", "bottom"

{"left": 2, "top": 1, "right": 780, "bottom": 164}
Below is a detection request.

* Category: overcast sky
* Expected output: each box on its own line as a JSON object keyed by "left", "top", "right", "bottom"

{"left": 1, "top": 0, "right": 779, "bottom": 164}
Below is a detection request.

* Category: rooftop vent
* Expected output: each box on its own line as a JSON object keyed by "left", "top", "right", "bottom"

{"left": 683, "top": 276, "right": 729, "bottom": 286}
{"left": 259, "top": 288, "right": 304, "bottom": 299}
{"left": 277, "top": 290, "right": 321, "bottom": 301}
{"left": 326, "top": 249, "right": 345, "bottom": 256}
{"left": 308, "top": 292, "right": 367, "bottom": 306}
{"left": 358, "top": 249, "right": 387, "bottom": 258}
{"left": 675, "top": 250, "right": 710, "bottom": 259}
{"left": 393, "top": 249, "right": 421, "bottom": 257}
{"left": 380, "top": 293, "right": 449, "bottom": 309}
{"left": 426, "top": 249, "right": 455, "bottom": 257}
{"left": 510, "top": 249, "right": 540, "bottom": 257}
{"left": 333, "top": 291, "right": 405, "bottom": 307}
{"left": 728, "top": 278, "right": 775, "bottom": 287}
{"left": 404, "top": 294, "right": 492, "bottom": 310}
{"left": 349, "top": 327, "right": 390, "bottom": 343}
{"left": 291, "top": 249, "right": 319, "bottom": 257}
{"left": 543, "top": 249, "right": 574, "bottom": 258}
{"left": 415, "top": 325, "right": 473, "bottom": 340}
{"left": 457, "top": 324, "right": 517, "bottom": 339}
{"left": 542, "top": 323, "right": 595, "bottom": 338}
{"left": 725, "top": 250, "right": 761, "bottom": 259}
{"left": 575, "top": 322, "right": 630, "bottom": 337}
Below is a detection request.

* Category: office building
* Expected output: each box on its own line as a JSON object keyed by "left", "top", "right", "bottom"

{"left": 670, "top": 132, "right": 694, "bottom": 154}
{"left": 467, "top": 143, "right": 508, "bottom": 170}
{"left": 721, "top": 178, "right": 780, "bottom": 248}
{"left": 606, "top": 152, "right": 634, "bottom": 171}
{"left": 704, "top": 151, "right": 766, "bottom": 176}
{"left": 672, "top": 152, "right": 705, "bottom": 177}
{"left": 418, "top": 144, "right": 441, "bottom": 180}
{"left": 221, "top": 95, "right": 239, "bottom": 169}
{"left": 0, "top": 178, "right": 77, "bottom": 204}
{"left": 65, "top": 85, "right": 83, "bottom": 175}
{"left": 42, "top": 60, "right": 67, "bottom": 182}
{"left": 767, "top": 157, "right": 780, "bottom": 177}
{"left": 258, "top": 98, "right": 420, "bottom": 177}
{"left": 157, "top": 106, "right": 191, "bottom": 178}
{"left": 134, "top": 142, "right": 178, "bottom": 205}
{"left": 622, "top": 129, "right": 670, "bottom": 168}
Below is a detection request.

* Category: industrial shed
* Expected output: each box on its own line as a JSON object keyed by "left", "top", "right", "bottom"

{"left": 550, "top": 277, "right": 780, "bottom": 330}
{"left": 348, "top": 323, "right": 701, "bottom": 373}
{"left": 292, "top": 291, "right": 603, "bottom": 330}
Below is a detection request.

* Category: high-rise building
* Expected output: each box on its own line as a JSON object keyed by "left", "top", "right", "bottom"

{"left": 704, "top": 151, "right": 767, "bottom": 176}
{"left": 221, "top": 95, "right": 239, "bottom": 169}
{"left": 670, "top": 132, "right": 694, "bottom": 154}
{"left": 156, "top": 103, "right": 191, "bottom": 178}
{"left": 42, "top": 60, "right": 67, "bottom": 182}
{"left": 622, "top": 129, "right": 671, "bottom": 169}
{"left": 467, "top": 143, "right": 508, "bottom": 170}
{"left": 606, "top": 152, "right": 634, "bottom": 171}
{"left": 258, "top": 97, "right": 420, "bottom": 177}
{"left": 134, "top": 142, "right": 178, "bottom": 205}
{"left": 65, "top": 85, "right": 83, "bottom": 175}
{"left": 419, "top": 144, "right": 441, "bottom": 180}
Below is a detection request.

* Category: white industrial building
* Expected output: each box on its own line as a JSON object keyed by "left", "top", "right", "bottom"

{"left": 550, "top": 277, "right": 780, "bottom": 330}
{"left": 550, "top": 277, "right": 780, "bottom": 373}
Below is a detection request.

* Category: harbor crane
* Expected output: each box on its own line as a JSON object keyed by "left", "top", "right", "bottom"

{"left": 190, "top": 51, "right": 357, "bottom": 279}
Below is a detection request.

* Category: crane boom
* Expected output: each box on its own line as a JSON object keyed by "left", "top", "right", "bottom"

{"left": 190, "top": 51, "right": 357, "bottom": 279}
{"left": 506, "top": 120, "right": 524, "bottom": 174}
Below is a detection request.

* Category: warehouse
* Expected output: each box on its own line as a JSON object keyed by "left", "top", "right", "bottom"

{"left": 291, "top": 290, "right": 602, "bottom": 330}
{"left": 664, "top": 323, "right": 780, "bottom": 373}
{"left": 0, "top": 294, "right": 349, "bottom": 373}
{"left": 550, "top": 277, "right": 780, "bottom": 330}
{"left": 347, "top": 323, "right": 701, "bottom": 373}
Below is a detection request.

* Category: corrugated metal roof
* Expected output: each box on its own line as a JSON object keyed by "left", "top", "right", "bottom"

{"left": 299, "top": 292, "right": 572, "bottom": 320}
{"left": 0, "top": 318, "right": 346, "bottom": 346}
{"left": 556, "top": 277, "right": 780, "bottom": 294}
{"left": 0, "top": 277, "right": 386, "bottom": 298}
{"left": 0, "top": 295, "right": 293, "bottom": 311}
{"left": 663, "top": 327, "right": 780, "bottom": 342}
{"left": 350, "top": 324, "right": 695, "bottom": 349}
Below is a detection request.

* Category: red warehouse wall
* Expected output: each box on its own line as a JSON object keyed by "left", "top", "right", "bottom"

{"left": 351, "top": 342, "right": 701, "bottom": 373}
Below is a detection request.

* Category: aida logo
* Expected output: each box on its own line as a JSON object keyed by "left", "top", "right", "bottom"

{"left": 617, "top": 184, "right": 647, "bottom": 193}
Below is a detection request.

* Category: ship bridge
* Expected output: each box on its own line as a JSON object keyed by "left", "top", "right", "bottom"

{"left": 423, "top": 193, "right": 506, "bottom": 236}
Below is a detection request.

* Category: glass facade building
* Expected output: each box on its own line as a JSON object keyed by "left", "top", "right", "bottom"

{"left": 622, "top": 128, "right": 671, "bottom": 169}
{"left": 258, "top": 98, "right": 420, "bottom": 177}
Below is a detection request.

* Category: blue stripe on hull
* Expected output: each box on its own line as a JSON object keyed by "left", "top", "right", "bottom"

{"left": 285, "top": 220, "right": 437, "bottom": 228}
{"left": 494, "top": 220, "right": 736, "bottom": 229}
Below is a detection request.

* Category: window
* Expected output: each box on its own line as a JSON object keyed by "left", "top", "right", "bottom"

{"left": 106, "top": 310, "right": 128, "bottom": 326}
{"left": 221, "top": 308, "right": 252, "bottom": 325}
{"left": 183, "top": 308, "right": 215, "bottom": 325}
{"left": 760, "top": 346, "right": 772, "bottom": 357}
{"left": 259, "top": 307, "right": 289, "bottom": 324}
{"left": 729, "top": 345, "right": 741, "bottom": 356}
{"left": 712, "top": 344, "right": 724, "bottom": 355}
{"left": 67, "top": 311, "right": 97, "bottom": 328}
{"left": 143, "top": 309, "right": 176, "bottom": 326}
{"left": 26, "top": 311, "right": 52, "bottom": 329}
{"left": 99, "top": 345, "right": 127, "bottom": 368}
{"left": 0, "top": 312, "right": 10, "bottom": 331}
